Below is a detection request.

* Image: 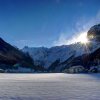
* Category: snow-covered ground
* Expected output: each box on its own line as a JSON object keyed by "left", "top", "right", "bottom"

{"left": 0, "top": 73, "right": 100, "bottom": 100}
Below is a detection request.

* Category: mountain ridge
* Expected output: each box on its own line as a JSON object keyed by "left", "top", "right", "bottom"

{"left": 0, "top": 24, "right": 100, "bottom": 72}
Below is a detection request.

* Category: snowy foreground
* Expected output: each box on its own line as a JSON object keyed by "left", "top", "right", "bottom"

{"left": 0, "top": 73, "right": 100, "bottom": 100}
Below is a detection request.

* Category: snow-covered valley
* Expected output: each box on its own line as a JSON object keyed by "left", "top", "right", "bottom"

{"left": 0, "top": 73, "right": 100, "bottom": 100}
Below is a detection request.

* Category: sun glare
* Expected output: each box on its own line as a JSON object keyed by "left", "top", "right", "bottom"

{"left": 76, "top": 32, "right": 89, "bottom": 44}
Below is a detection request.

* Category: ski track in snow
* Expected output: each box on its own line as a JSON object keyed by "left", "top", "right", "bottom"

{"left": 0, "top": 73, "right": 100, "bottom": 100}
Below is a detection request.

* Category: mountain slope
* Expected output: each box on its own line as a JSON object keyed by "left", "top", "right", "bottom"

{"left": 22, "top": 42, "right": 100, "bottom": 69}
{"left": 0, "top": 37, "right": 34, "bottom": 69}
{"left": 22, "top": 24, "right": 100, "bottom": 71}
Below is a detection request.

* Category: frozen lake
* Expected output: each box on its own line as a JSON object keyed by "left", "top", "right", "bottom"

{"left": 0, "top": 73, "right": 100, "bottom": 100}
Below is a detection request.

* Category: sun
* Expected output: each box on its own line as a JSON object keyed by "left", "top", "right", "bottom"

{"left": 76, "top": 32, "right": 89, "bottom": 44}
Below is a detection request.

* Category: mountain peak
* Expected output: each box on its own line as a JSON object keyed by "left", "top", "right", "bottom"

{"left": 87, "top": 24, "right": 100, "bottom": 42}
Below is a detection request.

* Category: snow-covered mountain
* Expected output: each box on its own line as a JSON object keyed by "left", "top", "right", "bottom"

{"left": 22, "top": 42, "right": 100, "bottom": 69}
{"left": 22, "top": 24, "right": 100, "bottom": 70}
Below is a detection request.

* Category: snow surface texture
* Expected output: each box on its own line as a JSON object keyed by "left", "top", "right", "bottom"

{"left": 0, "top": 73, "right": 100, "bottom": 100}
{"left": 22, "top": 42, "right": 100, "bottom": 68}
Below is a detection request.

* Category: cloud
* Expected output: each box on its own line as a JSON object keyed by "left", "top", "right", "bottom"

{"left": 53, "top": 34, "right": 69, "bottom": 46}
{"left": 53, "top": 10, "right": 100, "bottom": 46}
{"left": 53, "top": 31, "right": 88, "bottom": 46}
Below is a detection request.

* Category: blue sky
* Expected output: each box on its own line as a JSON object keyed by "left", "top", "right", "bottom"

{"left": 0, "top": 0, "right": 100, "bottom": 48}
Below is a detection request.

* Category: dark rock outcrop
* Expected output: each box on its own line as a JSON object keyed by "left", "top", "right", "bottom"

{"left": 87, "top": 24, "right": 100, "bottom": 42}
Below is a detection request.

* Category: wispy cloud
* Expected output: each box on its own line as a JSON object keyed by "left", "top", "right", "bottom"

{"left": 53, "top": 10, "right": 100, "bottom": 46}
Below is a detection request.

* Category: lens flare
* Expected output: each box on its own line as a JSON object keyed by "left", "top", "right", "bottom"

{"left": 76, "top": 32, "right": 89, "bottom": 44}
